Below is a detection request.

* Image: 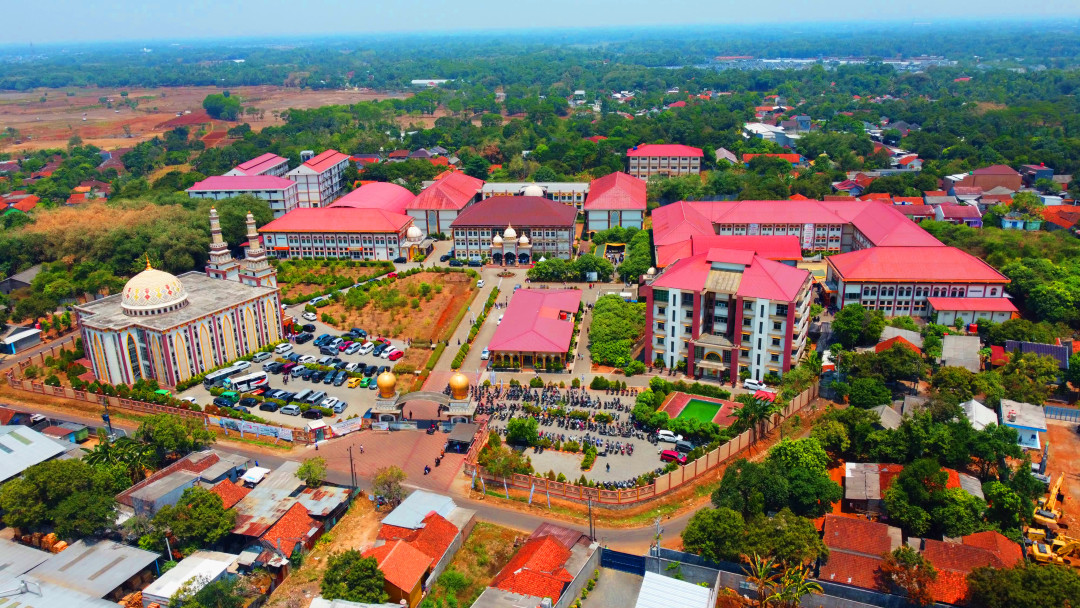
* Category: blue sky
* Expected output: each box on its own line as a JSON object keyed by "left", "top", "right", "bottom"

{"left": 8, "top": 0, "right": 1080, "bottom": 43}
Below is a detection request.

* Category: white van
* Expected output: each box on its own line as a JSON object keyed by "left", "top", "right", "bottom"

{"left": 307, "top": 390, "right": 327, "bottom": 404}
{"left": 292, "top": 389, "right": 313, "bottom": 403}
{"left": 657, "top": 430, "right": 683, "bottom": 443}
{"left": 274, "top": 343, "right": 293, "bottom": 355}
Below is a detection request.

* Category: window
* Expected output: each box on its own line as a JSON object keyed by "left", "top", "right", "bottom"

{"left": 990, "top": 288, "right": 998, "bottom": 296}
{"left": 743, "top": 318, "right": 751, "bottom": 327}
{"left": 655, "top": 336, "right": 664, "bottom": 345}
{"left": 775, "top": 304, "right": 788, "bottom": 316}
{"left": 771, "top": 354, "right": 780, "bottom": 362}
{"left": 773, "top": 321, "right": 782, "bottom": 331}
{"left": 744, "top": 301, "right": 753, "bottom": 311}
{"left": 772, "top": 337, "right": 781, "bottom": 347}
{"left": 656, "top": 322, "right": 666, "bottom": 331}
{"left": 685, "top": 309, "right": 693, "bottom": 319}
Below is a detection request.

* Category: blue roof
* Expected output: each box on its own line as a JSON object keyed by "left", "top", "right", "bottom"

{"left": 1005, "top": 340, "right": 1070, "bottom": 370}
{"left": 381, "top": 490, "right": 456, "bottom": 530}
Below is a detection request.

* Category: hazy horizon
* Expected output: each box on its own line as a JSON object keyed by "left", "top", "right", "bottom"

{"left": 7, "top": 0, "right": 1080, "bottom": 45}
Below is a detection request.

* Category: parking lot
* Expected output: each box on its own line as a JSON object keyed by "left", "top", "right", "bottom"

{"left": 177, "top": 315, "right": 411, "bottom": 428}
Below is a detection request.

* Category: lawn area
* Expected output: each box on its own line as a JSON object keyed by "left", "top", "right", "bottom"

{"left": 420, "top": 522, "right": 520, "bottom": 608}
{"left": 678, "top": 398, "right": 723, "bottom": 424}
{"left": 274, "top": 259, "right": 394, "bottom": 302}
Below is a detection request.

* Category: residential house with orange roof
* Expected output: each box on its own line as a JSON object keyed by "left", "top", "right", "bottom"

{"left": 473, "top": 523, "right": 598, "bottom": 608}
{"left": 210, "top": 479, "right": 251, "bottom": 509}
{"left": 818, "top": 515, "right": 902, "bottom": 589}
{"left": 261, "top": 502, "right": 322, "bottom": 561}
{"left": 918, "top": 531, "right": 1023, "bottom": 605}
{"left": 843, "top": 462, "right": 985, "bottom": 515}
{"left": 363, "top": 540, "right": 432, "bottom": 607}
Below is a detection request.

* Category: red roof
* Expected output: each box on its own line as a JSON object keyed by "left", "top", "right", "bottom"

{"left": 897, "top": 155, "right": 921, "bottom": 166}
{"left": 231, "top": 153, "right": 288, "bottom": 176}
{"left": 364, "top": 540, "right": 432, "bottom": 592}
{"left": 259, "top": 208, "right": 412, "bottom": 234}
{"left": 667, "top": 101, "right": 687, "bottom": 108}
{"left": 7, "top": 195, "right": 39, "bottom": 212}
{"left": 922, "top": 532, "right": 1023, "bottom": 605}
{"left": 742, "top": 153, "right": 803, "bottom": 164}
{"left": 625, "top": 144, "right": 703, "bottom": 158}
{"left": 209, "top": 479, "right": 251, "bottom": 510}
{"left": 927, "top": 297, "right": 1017, "bottom": 313}
{"left": 989, "top": 344, "right": 1009, "bottom": 366}
{"left": 924, "top": 190, "right": 948, "bottom": 197}
{"left": 1040, "top": 206, "right": 1080, "bottom": 229}
{"left": 953, "top": 186, "right": 983, "bottom": 196}
{"left": 972, "top": 164, "right": 1019, "bottom": 176}
{"left": 893, "top": 197, "right": 925, "bottom": 205}
{"left": 859, "top": 193, "right": 893, "bottom": 201}
{"left": 962, "top": 531, "right": 1023, "bottom": 567}
{"left": 937, "top": 203, "right": 982, "bottom": 219}
{"left": 409, "top": 171, "right": 484, "bottom": 211}
{"left": 491, "top": 536, "right": 575, "bottom": 602}
{"left": 875, "top": 336, "right": 921, "bottom": 354}
{"left": 66, "top": 192, "right": 88, "bottom": 205}
{"left": 429, "top": 156, "right": 450, "bottom": 167}
{"left": 584, "top": 171, "right": 646, "bottom": 211}
{"left": 451, "top": 196, "right": 577, "bottom": 228}
{"left": 303, "top": 150, "right": 350, "bottom": 173}
{"left": 819, "top": 550, "right": 883, "bottom": 589}
{"left": 41, "top": 425, "right": 74, "bottom": 438}
{"left": 691, "top": 235, "right": 802, "bottom": 261}
{"left": 584, "top": 135, "right": 607, "bottom": 143}
{"left": 652, "top": 249, "right": 808, "bottom": 302}
{"left": 331, "top": 182, "right": 415, "bottom": 214}
{"left": 828, "top": 246, "right": 1007, "bottom": 283}
{"left": 823, "top": 515, "right": 899, "bottom": 559}
{"left": 187, "top": 175, "right": 296, "bottom": 192}
{"left": 377, "top": 512, "right": 459, "bottom": 561}
{"left": 789, "top": 193, "right": 811, "bottom": 200}
{"left": 387, "top": 149, "right": 410, "bottom": 158}
{"left": 894, "top": 204, "right": 935, "bottom": 217}
{"left": 489, "top": 289, "right": 581, "bottom": 354}
{"left": 262, "top": 502, "right": 319, "bottom": 558}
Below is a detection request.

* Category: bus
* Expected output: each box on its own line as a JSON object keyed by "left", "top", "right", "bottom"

{"left": 203, "top": 364, "right": 245, "bottom": 388}
{"left": 228, "top": 371, "right": 269, "bottom": 393}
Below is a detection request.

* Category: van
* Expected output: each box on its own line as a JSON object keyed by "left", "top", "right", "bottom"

{"left": 675, "top": 440, "right": 695, "bottom": 454}
{"left": 660, "top": 450, "right": 688, "bottom": 465}
{"left": 280, "top": 362, "right": 298, "bottom": 374}
{"left": 274, "top": 343, "right": 293, "bottom": 355}
{"left": 307, "top": 390, "right": 327, "bottom": 404}
{"left": 742, "top": 378, "right": 767, "bottom": 391}
{"left": 292, "top": 389, "right": 313, "bottom": 403}
{"left": 656, "top": 430, "right": 683, "bottom": 443}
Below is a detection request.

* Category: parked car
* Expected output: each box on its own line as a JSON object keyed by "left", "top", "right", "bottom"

{"left": 259, "top": 402, "right": 280, "bottom": 412}
{"left": 334, "top": 371, "right": 348, "bottom": 386}
{"left": 660, "top": 450, "right": 688, "bottom": 465}
{"left": 388, "top": 272, "right": 398, "bottom": 279}
{"left": 280, "top": 362, "right": 298, "bottom": 374}
{"left": 323, "top": 371, "right": 337, "bottom": 385}
{"left": 274, "top": 343, "right": 293, "bottom": 355}
{"left": 345, "top": 343, "right": 362, "bottom": 355}
{"left": 364, "top": 365, "right": 378, "bottom": 377}
{"left": 333, "top": 401, "right": 349, "bottom": 414}
{"left": 372, "top": 343, "right": 389, "bottom": 356}
{"left": 675, "top": 440, "right": 695, "bottom": 454}
{"left": 358, "top": 342, "right": 375, "bottom": 355}
{"left": 238, "top": 397, "right": 259, "bottom": 409}
{"left": 393, "top": 256, "right": 407, "bottom": 263}
{"left": 657, "top": 430, "right": 683, "bottom": 443}
{"left": 351, "top": 328, "right": 368, "bottom": 338}
{"left": 313, "top": 334, "right": 332, "bottom": 347}
{"left": 231, "top": 360, "right": 251, "bottom": 371}
{"left": 368, "top": 381, "right": 378, "bottom": 390}
{"left": 448, "top": 259, "right": 463, "bottom": 267}
{"left": 281, "top": 405, "right": 301, "bottom": 416}
{"left": 213, "top": 397, "right": 235, "bottom": 409}
{"left": 320, "top": 397, "right": 339, "bottom": 410}
{"left": 742, "top": 379, "right": 768, "bottom": 392}
{"left": 468, "top": 260, "right": 482, "bottom": 267}
{"left": 347, "top": 377, "right": 364, "bottom": 389}
{"left": 264, "top": 362, "right": 283, "bottom": 373}
{"left": 252, "top": 351, "right": 272, "bottom": 363}
{"left": 338, "top": 340, "right": 353, "bottom": 352}
{"left": 439, "top": 254, "right": 450, "bottom": 262}
{"left": 302, "top": 312, "right": 317, "bottom": 321}
{"left": 298, "top": 355, "right": 316, "bottom": 364}
{"left": 477, "top": 279, "right": 486, "bottom": 288}
{"left": 480, "top": 349, "right": 490, "bottom": 360}
{"left": 377, "top": 365, "right": 391, "bottom": 375}
{"left": 180, "top": 396, "right": 198, "bottom": 404}
{"left": 381, "top": 347, "right": 399, "bottom": 359}
{"left": 301, "top": 323, "right": 316, "bottom": 333}
{"left": 291, "top": 366, "right": 308, "bottom": 378}
{"left": 302, "top": 409, "right": 324, "bottom": 420}
{"left": 295, "top": 333, "right": 314, "bottom": 344}
{"left": 388, "top": 350, "right": 404, "bottom": 361}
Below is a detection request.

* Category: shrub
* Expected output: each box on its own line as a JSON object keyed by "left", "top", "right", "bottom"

{"left": 529, "top": 377, "right": 544, "bottom": 388}
{"left": 624, "top": 360, "right": 646, "bottom": 376}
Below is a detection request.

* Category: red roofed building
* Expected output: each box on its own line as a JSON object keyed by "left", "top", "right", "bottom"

{"left": 584, "top": 135, "right": 607, "bottom": 143}
{"left": 876, "top": 335, "right": 922, "bottom": 355}
{"left": 285, "top": 149, "right": 350, "bottom": 208}
{"left": 583, "top": 171, "right": 646, "bottom": 232}
{"left": 450, "top": 196, "right": 577, "bottom": 264}
{"left": 187, "top": 175, "right": 300, "bottom": 218}
{"left": 927, "top": 296, "right": 1017, "bottom": 325}
{"left": 895, "top": 155, "right": 923, "bottom": 170}
{"left": 935, "top": 203, "right": 983, "bottom": 227}
{"left": 1041, "top": 205, "right": 1080, "bottom": 232}
{"left": 4, "top": 193, "right": 39, "bottom": 213}
{"left": 488, "top": 289, "right": 581, "bottom": 369}
{"left": 742, "top": 153, "right": 806, "bottom": 167}
{"left": 921, "top": 531, "right": 1023, "bottom": 605}
{"left": 951, "top": 165, "right": 1023, "bottom": 192}
{"left": 261, "top": 502, "right": 322, "bottom": 560}
{"left": 209, "top": 479, "right": 251, "bottom": 509}
{"left": 407, "top": 171, "right": 484, "bottom": 236}
{"left": 826, "top": 246, "right": 1009, "bottom": 318}
{"left": 642, "top": 248, "right": 811, "bottom": 383}
{"left": 893, "top": 203, "right": 935, "bottom": 223}
{"left": 259, "top": 207, "right": 419, "bottom": 261}
{"left": 225, "top": 153, "right": 290, "bottom": 178}
{"left": 818, "top": 515, "right": 902, "bottom": 590}
{"left": 666, "top": 100, "right": 687, "bottom": 108}
{"left": 789, "top": 193, "right": 811, "bottom": 200}
{"left": 489, "top": 536, "right": 576, "bottom": 604}
{"left": 656, "top": 234, "right": 803, "bottom": 269}
{"left": 330, "top": 181, "right": 415, "bottom": 215}
{"left": 625, "top": 144, "right": 704, "bottom": 179}
{"left": 363, "top": 540, "right": 432, "bottom": 607}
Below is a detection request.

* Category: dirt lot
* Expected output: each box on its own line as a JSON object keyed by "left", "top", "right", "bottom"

{"left": 422, "top": 522, "right": 521, "bottom": 607}
{"left": 276, "top": 261, "right": 392, "bottom": 301}
{"left": 321, "top": 271, "right": 476, "bottom": 343}
{"left": 264, "top": 495, "right": 382, "bottom": 608}
{"left": 1044, "top": 420, "right": 1080, "bottom": 530}
{"left": 0, "top": 85, "right": 408, "bottom": 153}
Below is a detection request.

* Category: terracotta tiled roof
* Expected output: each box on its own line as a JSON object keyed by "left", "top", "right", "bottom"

{"left": 210, "top": 479, "right": 251, "bottom": 510}
{"left": 962, "top": 531, "right": 1023, "bottom": 566}
{"left": 491, "top": 536, "right": 575, "bottom": 602}
{"left": 377, "top": 512, "right": 460, "bottom": 562}
{"left": 1041, "top": 206, "right": 1080, "bottom": 230}
{"left": 364, "top": 539, "right": 432, "bottom": 592}
{"left": 875, "top": 336, "right": 921, "bottom": 355}
{"left": 822, "top": 515, "right": 897, "bottom": 557}
{"left": 261, "top": 502, "right": 319, "bottom": 558}
{"left": 819, "top": 550, "right": 883, "bottom": 589}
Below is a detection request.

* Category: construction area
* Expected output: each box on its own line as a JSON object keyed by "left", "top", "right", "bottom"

{"left": 1026, "top": 419, "right": 1080, "bottom": 569}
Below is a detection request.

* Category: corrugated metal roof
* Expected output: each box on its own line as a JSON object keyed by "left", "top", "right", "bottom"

{"left": 141, "top": 550, "right": 238, "bottom": 603}
{"left": 26, "top": 539, "right": 158, "bottom": 598}
{"left": 129, "top": 470, "right": 198, "bottom": 503}
{"left": 0, "top": 538, "right": 51, "bottom": 575}
{"left": 297, "top": 486, "right": 352, "bottom": 517}
{"left": 232, "top": 491, "right": 299, "bottom": 538}
{"left": 635, "top": 571, "right": 711, "bottom": 608}
{"left": 0, "top": 425, "right": 67, "bottom": 483}
{"left": 1, "top": 577, "right": 119, "bottom": 607}
{"left": 259, "top": 460, "right": 304, "bottom": 492}
{"left": 309, "top": 598, "right": 401, "bottom": 608}
{"left": 1005, "top": 340, "right": 1070, "bottom": 370}
{"left": 381, "top": 490, "right": 456, "bottom": 530}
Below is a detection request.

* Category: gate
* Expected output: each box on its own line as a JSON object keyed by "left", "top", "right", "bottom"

{"left": 600, "top": 548, "right": 646, "bottom": 576}
{"left": 1045, "top": 406, "right": 1080, "bottom": 422}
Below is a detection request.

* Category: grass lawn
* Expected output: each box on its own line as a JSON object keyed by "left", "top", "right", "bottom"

{"left": 678, "top": 399, "right": 723, "bottom": 424}
{"left": 420, "top": 522, "right": 519, "bottom": 608}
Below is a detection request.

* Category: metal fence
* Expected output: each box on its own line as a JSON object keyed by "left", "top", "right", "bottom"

{"left": 1045, "top": 406, "right": 1080, "bottom": 422}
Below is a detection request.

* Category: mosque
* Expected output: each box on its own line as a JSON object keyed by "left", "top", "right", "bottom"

{"left": 75, "top": 209, "right": 283, "bottom": 387}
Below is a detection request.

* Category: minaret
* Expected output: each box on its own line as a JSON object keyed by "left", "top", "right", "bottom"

{"left": 205, "top": 207, "right": 240, "bottom": 282}
{"left": 239, "top": 211, "right": 277, "bottom": 288}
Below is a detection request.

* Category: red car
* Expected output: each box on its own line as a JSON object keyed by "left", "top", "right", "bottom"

{"left": 388, "top": 350, "right": 404, "bottom": 361}
{"left": 660, "top": 449, "right": 688, "bottom": 465}
{"left": 338, "top": 340, "right": 353, "bottom": 351}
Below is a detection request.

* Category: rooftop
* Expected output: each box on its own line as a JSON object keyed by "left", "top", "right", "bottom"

{"left": 927, "top": 297, "right": 1017, "bottom": 313}
{"left": 635, "top": 571, "right": 711, "bottom": 608}
{"left": 584, "top": 172, "right": 646, "bottom": 211}
{"left": 828, "top": 246, "right": 1007, "bottom": 283}
{"left": 381, "top": 489, "right": 458, "bottom": 529}
{"left": 187, "top": 175, "right": 296, "bottom": 192}
{"left": 210, "top": 479, "right": 252, "bottom": 510}
{"left": 0, "top": 425, "right": 68, "bottom": 483}
{"left": 303, "top": 150, "right": 350, "bottom": 173}
{"left": 261, "top": 502, "right": 320, "bottom": 557}
{"left": 1000, "top": 399, "right": 1047, "bottom": 432}
{"left": 26, "top": 539, "right": 158, "bottom": 598}
{"left": 409, "top": 171, "right": 484, "bottom": 211}
{"left": 141, "top": 550, "right": 238, "bottom": 603}
{"left": 451, "top": 196, "right": 577, "bottom": 228}
{"left": 626, "top": 144, "right": 703, "bottom": 157}
{"left": 489, "top": 289, "right": 581, "bottom": 354}
{"left": 490, "top": 536, "right": 575, "bottom": 603}
{"left": 0, "top": 538, "right": 51, "bottom": 576}
{"left": 259, "top": 208, "right": 413, "bottom": 234}
{"left": 330, "top": 182, "right": 415, "bottom": 215}
{"left": 297, "top": 485, "right": 352, "bottom": 517}
{"left": 363, "top": 540, "right": 432, "bottom": 592}
{"left": 656, "top": 234, "right": 802, "bottom": 268}
{"left": 228, "top": 153, "right": 288, "bottom": 176}
{"left": 961, "top": 399, "right": 999, "bottom": 431}
{"left": 650, "top": 249, "right": 808, "bottom": 302}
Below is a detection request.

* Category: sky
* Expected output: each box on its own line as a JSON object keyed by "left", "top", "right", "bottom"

{"left": 7, "top": 0, "right": 1080, "bottom": 44}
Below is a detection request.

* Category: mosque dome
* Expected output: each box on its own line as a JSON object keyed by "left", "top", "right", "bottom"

{"left": 503, "top": 224, "right": 517, "bottom": 239}
{"left": 522, "top": 185, "right": 545, "bottom": 197}
{"left": 121, "top": 260, "right": 190, "bottom": 316}
{"left": 449, "top": 372, "right": 470, "bottom": 401}
{"left": 492, "top": 234, "right": 504, "bottom": 245}
{"left": 406, "top": 226, "right": 423, "bottom": 240}
{"left": 518, "top": 234, "right": 530, "bottom": 245}
{"left": 376, "top": 371, "right": 397, "bottom": 399}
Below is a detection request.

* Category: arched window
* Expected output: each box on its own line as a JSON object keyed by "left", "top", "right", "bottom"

{"left": 126, "top": 335, "right": 142, "bottom": 381}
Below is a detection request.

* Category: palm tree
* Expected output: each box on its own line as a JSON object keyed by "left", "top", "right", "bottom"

{"left": 741, "top": 553, "right": 780, "bottom": 608}
{"left": 775, "top": 563, "right": 823, "bottom": 608}
{"left": 83, "top": 432, "right": 155, "bottom": 484}
{"left": 733, "top": 395, "right": 780, "bottom": 445}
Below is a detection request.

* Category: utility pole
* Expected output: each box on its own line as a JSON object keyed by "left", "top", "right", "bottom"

{"left": 347, "top": 445, "right": 357, "bottom": 490}
{"left": 654, "top": 516, "right": 664, "bottom": 573}
{"left": 587, "top": 498, "right": 594, "bottom": 540}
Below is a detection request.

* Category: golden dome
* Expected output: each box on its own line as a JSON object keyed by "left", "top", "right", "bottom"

{"left": 121, "top": 260, "right": 189, "bottom": 316}
{"left": 448, "top": 372, "right": 470, "bottom": 400}
{"left": 518, "top": 234, "right": 530, "bottom": 245}
{"left": 376, "top": 371, "right": 397, "bottom": 399}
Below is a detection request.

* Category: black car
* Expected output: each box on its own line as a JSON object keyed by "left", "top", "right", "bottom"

{"left": 309, "top": 371, "right": 325, "bottom": 383}
{"left": 322, "top": 372, "right": 336, "bottom": 385}
{"left": 372, "top": 343, "right": 389, "bottom": 356}
{"left": 213, "top": 397, "right": 234, "bottom": 408}
{"left": 238, "top": 397, "right": 259, "bottom": 409}
{"left": 296, "top": 332, "right": 314, "bottom": 344}
{"left": 278, "top": 391, "right": 296, "bottom": 402}
{"left": 439, "top": 254, "right": 450, "bottom": 262}
{"left": 448, "top": 258, "right": 463, "bottom": 267}
{"left": 301, "top": 409, "right": 324, "bottom": 420}
{"left": 377, "top": 365, "right": 390, "bottom": 375}
{"left": 468, "top": 259, "right": 482, "bottom": 267}
{"left": 335, "top": 361, "right": 348, "bottom": 370}
{"left": 364, "top": 365, "right": 378, "bottom": 377}
{"left": 351, "top": 327, "right": 368, "bottom": 338}
{"left": 393, "top": 256, "right": 407, "bottom": 263}
{"left": 259, "top": 402, "right": 280, "bottom": 412}
{"left": 302, "top": 324, "right": 317, "bottom": 333}
{"left": 265, "top": 362, "right": 283, "bottom": 374}
{"left": 333, "top": 371, "right": 348, "bottom": 386}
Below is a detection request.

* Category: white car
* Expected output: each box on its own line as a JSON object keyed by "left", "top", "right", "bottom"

{"left": 232, "top": 360, "right": 251, "bottom": 371}
{"left": 742, "top": 379, "right": 767, "bottom": 392}
{"left": 477, "top": 279, "right": 486, "bottom": 288}
{"left": 657, "top": 430, "right": 683, "bottom": 443}
{"left": 252, "top": 351, "right": 272, "bottom": 363}
{"left": 302, "top": 312, "right": 317, "bottom": 321}
{"left": 381, "top": 347, "right": 400, "bottom": 359}
{"left": 274, "top": 343, "right": 293, "bottom": 355}
{"left": 298, "top": 355, "right": 316, "bottom": 364}
{"left": 180, "top": 396, "right": 198, "bottom": 404}
{"left": 480, "top": 349, "right": 490, "bottom": 360}
{"left": 498, "top": 314, "right": 504, "bottom": 325}
{"left": 357, "top": 342, "right": 375, "bottom": 355}
{"left": 321, "top": 397, "right": 340, "bottom": 410}
{"left": 345, "top": 362, "right": 360, "bottom": 372}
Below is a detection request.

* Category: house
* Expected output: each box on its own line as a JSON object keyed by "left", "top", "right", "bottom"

{"left": 141, "top": 550, "right": 239, "bottom": 608}
{"left": 1000, "top": 399, "right": 1047, "bottom": 450}
{"left": 892, "top": 154, "right": 923, "bottom": 171}
{"left": 387, "top": 149, "right": 410, "bottom": 161}
{"left": 935, "top": 203, "right": 982, "bottom": 227}
{"left": 742, "top": 153, "right": 806, "bottom": 167}
{"left": 1004, "top": 340, "right": 1071, "bottom": 370}
{"left": 0, "top": 425, "right": 69, "bottom": 483}
{"left": 261, "top": 502, "right": 323, "bottom": 560}
{"left": 875, "top": 335, "right": 921, "bottom": 355}
{"left": 1001, "top": 212, "right": 1042, "bottom": 231}
{"left": 928, "top": 296, "right": 1017, "bottom": 325}
{"left": 224, "top": 153, "right": 290, "bottom": 178}
{"left": 583, "top": 171, "right": 646, "bottom": 232}
{"left": 948, "top": 165, "right": 1023, "bottom": 192}
{"left": 941, "top": 335, "right": 982, "bottom": 372}
{"left": 844, "top": 463, "right": 984, "bottom": 515}
{"left": 743, "top": 122, "right": 800, "bottom": 148}
{"left": 714, "top": 147, "right": 738, "bottom": 165}
{"left": 818, "top": 515, "right": 902, "bottom": 588}
{"left": 950, "top": 186, "right": 984, "bottom": 204}
{"left": 1039, "top": 205, "right": 1080, "bottom": 232}
{"left": 1020, "top": 163, "right": 1054, "bottom": 186}
{"left": 831, "top": 179, "right": 865, "bottom": 197}
{"left": 960, "top": 399, "right": 998, "bottom": 431}
{"left": 0, "top": 263, "right": 42, "bottom": 294}
{"left": 186, "top": 175, "right": 300, "bottom": 218}
{"left": 116, "top": 450, "right": 249, "bottom": 512}
{"left": 473, "top": 523, "right": 599, "bottom": 608}
{"left": 373, "top": 490, "right": 475, "bottom": 595}
{"left": 285, "top": 150, "right": 351, "bottom": 208}
{"left": 407, "top": 171, "right": 484, "bottom": 236}
{"left": 488, "top": 289, "right": 581, "bottom": 371}
{"left": 919, "top": 531, "right": 1023, "bottom": 605}
{"left": 870, "top": 404, "right": 903, "bottom": 430}
{"left": 363, "top": 541, "right": 432, "bottom": 607}
{"left": 625, "top": 144, "right": 703, "bottom": 179}
{"left": 258, "top": 206, "right": 420, "bottom": 262}
{"left": 879, "top": 326, "right": 923, "bottom": 348}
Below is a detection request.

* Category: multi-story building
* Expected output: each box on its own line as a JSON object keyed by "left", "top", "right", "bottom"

{"left": 258, "top": 208, "right": 422, "bottom": 261}
{"left": 825, "top": 246, "right": 1011, "bottom": 318}
{"left": 583, "top": 171, "right": 646, "bottom": 233}
{"left": 641, "top": 248, "right": 812, "bottom": 383}
{"left": 450, "top": 196, "right": 577, "bottom": 264}
{"left": 407, "top": 171, "right": 484, "bottom": 236}
{"left": 626, "top": 144, "right": 703, "bottom": 179}
{"left": 186, "top": 175, "right": 299, "bottom": 218}
{"left": 285, "top": 150, "right": 350, "bottom": 208}
{"left": 481, "top": 182, "right": 588, "bottom": 210}
{"left": 224, "top": 153, "right": 290, "bottom": 178}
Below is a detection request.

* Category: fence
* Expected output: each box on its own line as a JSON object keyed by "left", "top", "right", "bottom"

{"left": 466, "top": 383, "right": 819, "bottom": 506}
{"left": 1045, "top": 406, "right": 1080, "bottom": 422}
{"left": 7, "top": 339, "right": 76, "bottom": 373}
{"left": 5, "top": 373, "right": 315, "bottom": 444}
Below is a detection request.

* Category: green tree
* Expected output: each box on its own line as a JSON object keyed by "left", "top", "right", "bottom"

{"left": 848, "top": 377, "right": 891, "bottom": 408}
{"left": 297, "top": 457, "right": 328, "bottom": 488}
{"left": 983, "top": 480, "right": 1031, "bottom": 538}
{"left": 743, "top": 508, "right": 829, "bottom": 566}
{"left": 681, "top": 507, "right": 746, "bottom": 563}
{"left": 810, "top": 418, "right": 850, "bottom": 456}
{"left": 741, "top": 554, "right": 780, "bottom": 608}
{"left": 967, "top": 563, "right": 1080, "bottom": 608}
{"left": 82, "top": 432, "right": 156, "bottom": 484}
{"left": 0, "top": 459, "right": 121, "bottom": 538}
{"left": 878, "top": 546, "right": 938, "bottom": 607}
{"left": 1000, "top": 352, "right": 1059, "bottom": 404}
{"left": 170, "top": 576, "right": 250, "bottom": 608}
{"left": 373, "top": 465, "right": 407, "bottom": 507}
{"left": 135, "top": 414, "right": 216, "bottom": 464}
{"left": 506, "top": 417, "right": 539, "bottom": 446}
{"left": 321, "top": 551, "right": 389, "bottom": 604}
{"left": 141, "top": 487, "right": 236, "bottom": 556}
{"left": 831, "top": 304, "right": 885, "bottom": 348}
{"left": 930, "top": 366, "right": 978, "bottom": 406}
